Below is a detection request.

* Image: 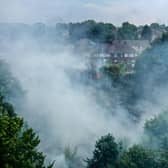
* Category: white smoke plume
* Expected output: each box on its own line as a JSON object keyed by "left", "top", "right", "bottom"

{"left": 1, "top": 39, "right": 144, "bottom": 167}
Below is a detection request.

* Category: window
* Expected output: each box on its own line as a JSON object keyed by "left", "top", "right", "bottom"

{"left": 117, "top": 53, "right": 121, "bottom": 57}
{"left": 125, "top": 53, "right": 128, "bottom": 57}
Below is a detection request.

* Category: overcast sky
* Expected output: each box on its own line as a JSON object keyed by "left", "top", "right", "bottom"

{"left": 1, "top": 0, "right": 168, "bottom": 25}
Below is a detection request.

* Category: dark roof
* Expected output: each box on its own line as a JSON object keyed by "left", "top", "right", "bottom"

{"left": 104, "top": 41, "right": 136, "bottom": 54}
{"left": 122, "top": 40, "right": 150, "bottom": 48}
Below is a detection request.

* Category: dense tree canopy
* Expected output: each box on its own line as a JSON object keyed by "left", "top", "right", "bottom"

{"left": 69, "top": 20, "right": 116, "bottom": 43}
{"left": 86, "top": 134, "right": 119, "bottom": 168}
{"left": 120, "top": 145, "right": 157, "bottom": 168}
{"left": 117, "top": 22, "right": 138, "bottom": 40}
{"left": 87, "top": 130, "right": 168, "bottom": 168}
{"left": 141, "top": 25, "right": 152, "bottom": 40}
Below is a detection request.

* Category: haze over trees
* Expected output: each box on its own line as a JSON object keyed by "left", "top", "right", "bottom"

{"left": 0, "top": 20, "right": 168, "bottom": 168}
{"left": 0, "top": 60, "right": 54, "bottom": 168}
{"left": 0, "top": 20, "right": 167, "bottom": 46}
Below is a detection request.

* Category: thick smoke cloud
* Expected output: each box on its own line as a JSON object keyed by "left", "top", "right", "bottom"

{"left": 1, "top": 40, "right": 144, "bottom": 166}
{"left": 1, "top": 26, "right": 168, "bottom": 168}
{"left": 0, "top": 1, "right": 168, "bottom": 167}
{"left": 134, "top": 41, "right": 168, "bottom": 123}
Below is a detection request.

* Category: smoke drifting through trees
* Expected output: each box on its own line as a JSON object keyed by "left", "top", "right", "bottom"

{"left": 0, "top": 40, "right": 138, "bottom": 165}
{"left": 1, "top": 24, "right": 168, "bottom": 167}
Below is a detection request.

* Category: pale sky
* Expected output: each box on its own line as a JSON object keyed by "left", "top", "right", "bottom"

{"left": 0, "top": 0, "right": 168, "bottom": 25}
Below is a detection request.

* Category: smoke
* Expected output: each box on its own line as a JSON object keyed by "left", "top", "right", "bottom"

{"left": 1, "top": 26, "right": 168, "bottom": 167}
{"left": 134, "top": 40, "right": 168, "bottom": 124}
{"left": 0, "top": 38, "right": 145, "bottom": 166}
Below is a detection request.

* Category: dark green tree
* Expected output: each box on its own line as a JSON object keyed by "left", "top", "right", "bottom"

{"left": 141, "top": 25, "right": 152, "bottom": 41}
{"left": 101, "top": 63, "right": 125, "bottom": 81}
{"left": 119, "top": 145, "right": 157, "bottom": 168}
{"left": 117, "top": 22, "right": 138, "bottom": 40}
{"left": 86, "top": 134, "right": 119, "bottom": 168}
{"left": 68, "top": 20, "right": 116, "bottom": 43}
{"left": 159, "top": 151, "right": 168, "bottom": 168}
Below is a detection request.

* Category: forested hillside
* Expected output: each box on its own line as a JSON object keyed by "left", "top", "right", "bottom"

{"left": 0, "top": 21, "right": 168, "bottom": 168}
{"left": 0, "top": 21, "right": 166, "bottom": 45}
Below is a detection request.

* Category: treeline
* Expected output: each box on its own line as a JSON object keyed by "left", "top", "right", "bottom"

{"left": 0, "top": 21, "right": 167, "bottom": 45}
{"left": 68, "top": 20, "right": 157, "bottom": 42}
{"left": 59, "top": 21, "right": 167, "bottom": 42}
{"left": 86, "top": 110, "right": 168, "bottom": 168}
{"left": 64, "top": 109, "right": 168, "bottom": 168}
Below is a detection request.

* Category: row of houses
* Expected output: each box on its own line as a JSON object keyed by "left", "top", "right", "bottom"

{"left": 74, "top": 39, "right": 151, "bottom": 73}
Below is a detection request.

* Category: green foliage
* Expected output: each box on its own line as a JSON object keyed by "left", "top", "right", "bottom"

{"left": 69, "top": 20, "right": 116, "bottom": 43}
{"left": 86, "top": 134, "right": 119, "bottom": 168}
{"left": 0, "top": 96, "right": 54, "bottom": 168}
{"left": 144, "top": 111, "right": 168, "bottom": 150}
{"left": 0, "top": 60, "right": 23, "bottom": 100}
{"left": 158, "top": 151, "right": 168, "bottom": 168}
{"left": 63, "top": 21, "right": 167, "bottom": 43}
{"left": 87, "top": 22, "right": 116, "bottom": 43}
{"left": 101, "top": 63, "right": 125, "bottom": 80}
{"left": 87, "top": 134, "right": 167, "bottom": 168}
{"left": 141, "top": 25, "right": 152, "bottom": 41}
{"left": 120, "top": 145, "right": 157, "bottom": 168}
{"left": 117, "top": 22, "right": 138, "bottom": 40}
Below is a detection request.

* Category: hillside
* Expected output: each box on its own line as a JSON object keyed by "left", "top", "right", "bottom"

{"left": 0, "top": 21, "right": 168, "bottom": 168}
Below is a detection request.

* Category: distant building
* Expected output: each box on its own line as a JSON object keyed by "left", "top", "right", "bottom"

{"left": 98, "top": 41, "right": 137, "bottom": 71}
{"left": 121, "top": 40, "right": 150, "bottom": 54}
{"left": 97, "top": 40, "right": 151, "bottom": 72}
{"left": 73, "top": 39, "right": 151, "bottom": 73}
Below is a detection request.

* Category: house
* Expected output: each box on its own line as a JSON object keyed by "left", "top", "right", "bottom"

{"left": 96, "top": 39, "right": 152, "bottom": 72}
{"left": 100, "top": 41, "right": 137, "bottom": 71}
{"left": 73, "top": 39, "right": 150, "bottom": 73}
{"left": 121, "top": 40, "right": 150, "bottom": 54}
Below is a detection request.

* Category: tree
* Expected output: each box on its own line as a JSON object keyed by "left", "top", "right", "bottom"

{"left": 144, "top": 111, "right": 168, "bottom": 150}
{"left": 68, "top": 20, "right": 116, "bottom": 43}
{"left": 117, "top": 22, "right": 138, "bottom": 40}
{"left": 0, "top": 96, "right": 54, "bottom": 168}
{"left": 87, "top": 22, "right": 116, "bottom": 43}
{"left": 119, "top": 145, "right": 157, "bottom": 168}
{"left": 101, "top": 63, "right": 125, "bottom": 81}
{"left": 141, "top": 25, "right": 152, "bottom": 41}
{"left": 86, "top": 134, "right": 119, "bottom": 168}
{"left": 159, "top": 151, "right": 168, "bottom": 168}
